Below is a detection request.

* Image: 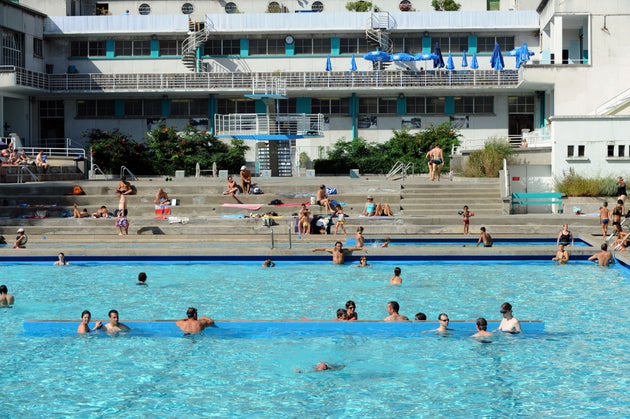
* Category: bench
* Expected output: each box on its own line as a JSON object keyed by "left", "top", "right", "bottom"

{"left": 511, "top": 192, "right": 564, "bottom": 214}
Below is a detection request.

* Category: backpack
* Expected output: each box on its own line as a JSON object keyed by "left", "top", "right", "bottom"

{"left": 269, "top": 199, "right": 283, "bottom": 205}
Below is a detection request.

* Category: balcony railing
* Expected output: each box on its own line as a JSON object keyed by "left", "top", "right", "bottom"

{"left": 215, "top": 113, "right": 324, "bottom": 138}
{"left": 1, "top": 66, "right": 523, "bottom": 94}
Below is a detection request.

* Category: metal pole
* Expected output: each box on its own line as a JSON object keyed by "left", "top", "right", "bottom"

{"left": 288, "top": 225, "right": 292, "bottom": 249}
{"left": 270, "top": 228, "right": 274, "bottom": 249}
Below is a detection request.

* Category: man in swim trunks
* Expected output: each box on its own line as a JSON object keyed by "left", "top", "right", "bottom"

{"left": 426, "top": 144, "right": 444, "bottom": 181}
{"left": 471, "top": 317, "right": 493, "bottom": 338}
{"left": 104, "top": 309, "right": 130, "bottom": 333}
{"left": 497, "top": 302, "right": 522, "bottom": 334}
{"left": 0, "top": 285, "right": 15, "bottom": 306}
{"left": 316, "top": 185, "right": 334, "bottom": 214}
{"left": 176, "top": 307, "right": 215, "bottom": 334}
{"left": 588, "top": 243, "right": 613, "bottom": 267}
{"left": 476, "top": 226, "right": 493, "bottom": 247}
{"left": 389, "top": 267, "right": 402, "bottom": 285}
{"left": 435, "top": 313, "right": 452, "bottom": 333}
{"left": 384, "top": 301, "right": 410, "bottom": 322}
{"left": 312, "top": 241, "right": 362, "bottom": 264}
{"left": 599, "top": 201, "right": 610, "bottom": 238}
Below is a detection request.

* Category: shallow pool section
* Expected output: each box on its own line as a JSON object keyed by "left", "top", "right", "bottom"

{"left": 1, "top": 259, "right": 628, "bottom": 417}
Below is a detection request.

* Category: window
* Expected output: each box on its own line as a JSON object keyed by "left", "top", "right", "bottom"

{"left": 477, "top": 36, "right": 514, "bottom": 53}
{"left": 378, "top": 98, "right": 398, "bottom": 114}
{"left": 578, "top": 145, "right": 585, "bottom": 157}
{"left": 426, "top": 97, "right": 445, "bottom": 114}
{"left": 276, "top": 98, "right": 297, "bottom": 114}
{"left": 205, "top": 39, "right": 239, "bottom": 56}
{"left": 432, "top": 37, "right": 449, "bottom": 52}
{"left": 143, "top": 100, "right": 162, "bottom": 116}
{"left": 138, "top": 4, "right": 151, "bottom": 15}
{"left": 2, "top": 29, "right": 23, "bottom": 66}
{"left": 124, "top": 99, "right": 162, "bottom": 117}
{"left": 406, "top": 97, "right": 426, "bottom": 114}
{"left": 76, "top": 100, "right": 115, "bottom": 118}
{"left": 339, "top": 38, "right": 368, "bottom": 54}
{"left": 454, "top": 96, "right": 493, "bottom": 114}
{"left": 249, "top": 39, "right": 284, "bottom": 55}
{"left": 312, "top": 98, "right": 349, "bottom": 114}
{"left": 449, "top": 37, "right": 468, "bottom": 53}
{"left": 217, "top": 99, "right": 256, "bottom": 114}
{"left": 294, "top": 39, "right": 328, "bottom": 55}
{"left": 33, "top": 38, "right": 43, "bottom": 58}
{"left": 159, "top": 40, "right": 181, "bottom": 56}
{"left": 358, "top": 98, "right": 378, "bottom": 114}
{"left": 619, "top": 145, "right": 625, "bottom": 157}
{"left": 124, "top": 99, "right": 143, "bottom": 116}
{"left": 567, "top": 145, "right": 574, "bottom": 157}
{"left": 70, "top": 41, "right": 105, "bottom": 57}
{"left": 508, "top": 96, "right": 534, "bottom": 113}
{"left": 171, "top": 100, "right": 191, "bottom": 117}
{"left": 225, "top": 2, "right": 238, "bottom": 13}
{"left": 312, "top": 1, "right": 324, "bottom": 11}
{"left": 181, "top": 3, "right": 194, "bottom": 14}
{"left": 115, "top": 40, "right": 151, "bottom": 56}
{"left": 40, "top": 100, "right": 64, "bottom": 118}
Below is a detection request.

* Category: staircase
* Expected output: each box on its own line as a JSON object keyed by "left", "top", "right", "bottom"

{"left": 365, "top": 12, "right": 394, "bottom": 71}
{"left": 181, "top": 19, "right": 211, "bottom": 72}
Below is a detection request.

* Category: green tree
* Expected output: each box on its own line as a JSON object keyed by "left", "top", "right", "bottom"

{"left": 145, "top": 123, "right": 249, "bottom": 176}
{"left": 432, "top": 0, "right": 461, "bottom": 11}
{"left": 84, "top": 128, "right": 147, "bottom": 174}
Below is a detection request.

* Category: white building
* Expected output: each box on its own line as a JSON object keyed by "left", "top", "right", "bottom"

{"left": 0, "top": 0, "right": 629, "bottom": 178}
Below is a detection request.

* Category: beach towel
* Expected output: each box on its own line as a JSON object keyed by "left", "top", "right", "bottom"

{"left": 274, "top": 202, "right": 310, "bottom": 207}
{"left": 221, "top": 203, "right": 263, "bottom": 211}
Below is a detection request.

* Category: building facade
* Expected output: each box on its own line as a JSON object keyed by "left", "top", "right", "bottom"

{"left": 1, "top": 0, "right": 629, "bottom": 178}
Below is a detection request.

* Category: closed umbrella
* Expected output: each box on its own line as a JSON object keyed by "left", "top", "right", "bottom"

{"left": 446, "top": 53, "right": 455, "bottom": 70}
{"left": 350, "top": 54, "right": 357, "bottom": 71}
{"left": 470, "top": 52, "right": 479, "bottom": 69}
{"left": 325, "top": 55, "right": 332, "bottom": 72}
{"left": 433, "top": 43, "right": 445, "bottom": 69}
{"left": 490, "top": 42, "right": 504, "bottom": 70}
{"left": 461, "top": 51, "right": 468, "bottom": 68}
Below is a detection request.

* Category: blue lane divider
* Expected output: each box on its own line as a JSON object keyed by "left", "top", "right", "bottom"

{"left": 22, "top": 320, "right": 544, "bottom": 338}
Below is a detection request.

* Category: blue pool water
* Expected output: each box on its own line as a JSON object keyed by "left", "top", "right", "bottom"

{"left": 350, "top": 237, "right": 591, "bottom": 247}
{"left": 1, "top": 259, "right": 629, "bottom": 417}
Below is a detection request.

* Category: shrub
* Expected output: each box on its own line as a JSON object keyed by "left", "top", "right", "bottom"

{"left": 462, "top": 138, "right": 513, "bottom": 177}
{"left": 555, "top": 169, "right": 618, "bottom": 197}
{"left": 85, "top": 128, "right": 148, "bottom": 175}
{"left": 346, "top": 1, "right": 373, "bottom": 12}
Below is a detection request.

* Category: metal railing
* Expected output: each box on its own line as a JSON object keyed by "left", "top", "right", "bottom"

{"left": 2, "top": 66, "right": 523, "bottom": 94}
{"left": 120, "top": 166, "right": 138, "bottom": 181}
{"left": 17, "top": 165, "right": 39, "bottom": 183}
{"left": 387, "top": 160, "right": 414, "bottom": 180}
{"left": 215, "top": 113, "right": 325, "bottom": 138}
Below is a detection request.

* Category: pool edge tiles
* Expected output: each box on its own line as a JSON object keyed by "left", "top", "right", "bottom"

{"left": 22, "top": 320, "right": 545, "bottom": 338}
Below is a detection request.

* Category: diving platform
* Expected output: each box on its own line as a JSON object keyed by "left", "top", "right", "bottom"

{"left": 214, "top": 113, "right": 325, "bottom": 139}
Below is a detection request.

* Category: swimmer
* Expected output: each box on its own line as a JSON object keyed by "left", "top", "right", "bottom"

{"left": 414, "top": 312, "right": 427, "bottom": 321}
{"left": 497, "top": 302, "right": 522, "bottom": 334}
{"left": 355, "top": 226, "right": 365, "bottom": 248}
{"left": 0, "top": 285, "right": 15, "bottom": 307}
{"left": 435, "top": 313, "right": 452, "bottom": 333}
{"left": 381, "top": 237, "right": 391, "bottom": 248}
{"left": 54, "top": 252, "right": 69, "bottom": 266}
{"left": 137, "top": 272, "right": 148, "bottom": 285}
{"left": 599, "top": 202, "right": 610, "bottom": 237}
{"left": 77, "top": 310, "right": 102, "bottom": 334}
{"left": 476, "top": 227, "right": 493, "bottom": 247}
{"left": 312, "top": 241, "right": 362, "bottom": 265}
{"left": 588, "top": 243, "right": 613, "bottom": 267}
{"left": 176, "top": 307, "right": 215, "bottom": 334}
{"left": 262, "top": 259, "right": 276, "bottom": 268}
{"left": 389, "top": 267, "right": 402, "bottom": 285}
{"left": 295, "top": 362, "right": 345, "bottom": 373}
{"left": 552, "top": 244, "right": 569, "bottom": 264}
{"left": 14, "top": 228, "right": 28, "bottom": 249}
{"left": 104, "top": 309, "right": 130, "bottom": 333}
{"left": 471, "top": 317, "right": 493, "bottom": 338}
{"left": 357, "top": 255, "right": 370, "bottom": 267}
{"left": 345, "top": 300, "right": 358, "bottom": 321}
{"left": 384, "top": 301, "right": 409, "bottom": 322}
{"left": 334, "top": 308, "right": 348, "bottom": 321}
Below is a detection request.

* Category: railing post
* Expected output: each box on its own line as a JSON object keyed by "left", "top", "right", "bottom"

{"left": 288, "top": 225, "right": 292, "bottom": 249}
{"left": 270, "top": 227, "right": 275, "bottom": 249}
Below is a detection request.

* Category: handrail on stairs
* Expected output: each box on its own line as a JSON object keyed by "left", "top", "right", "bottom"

{"left": 120, "top": 166, "right": 138, "bottom": 181}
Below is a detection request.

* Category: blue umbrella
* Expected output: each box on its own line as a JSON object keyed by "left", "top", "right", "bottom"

{"left": 325, "top": 55, "right": 332, "bottom": 72}
{"left": 433, "top": 43, "right": 445, "bottom": 69}
{"left": 461, "top": 51, "right": 468, "bottom": 68}
{"left": 490, "top": 42, "right": 504, "bottom": 70}
{"left": 391, "top": 52, "right": 415, "bottom": 61}
{"left": 414, "top": 52, "right": 438, "bottom": 61}
{"left": 350, "top": 54, "right": 357, "bottom": 71}
{"left": 470, "top": 52, "right": 479, "bottom": 69}
{"left": 363, "top": 51, "right": 391, "bottom": 62}
{"left": 446, "top": 53, "right": 455, "bottom": 70}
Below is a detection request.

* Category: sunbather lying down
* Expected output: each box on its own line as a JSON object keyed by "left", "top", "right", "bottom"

{"left": 362, "top": 201, "right": 394, "bottom": 217}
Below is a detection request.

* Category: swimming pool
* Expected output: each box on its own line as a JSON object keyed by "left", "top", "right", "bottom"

{"left": 1, "top": 259, "right": 629, "bottom": 417}
{"left": 350, "top": 237, "right": 592, "bottom": 247}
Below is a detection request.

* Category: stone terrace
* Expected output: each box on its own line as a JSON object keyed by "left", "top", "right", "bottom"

{"left": 0, "top": 174, "right": 613, "bottom": 259}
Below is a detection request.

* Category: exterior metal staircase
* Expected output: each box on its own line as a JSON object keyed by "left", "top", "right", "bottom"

{"left": 181, "top": 18, "right": 211, "bottom": 72}
{"left": 366, "top": 12, "right": 394, "bottom": 70}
